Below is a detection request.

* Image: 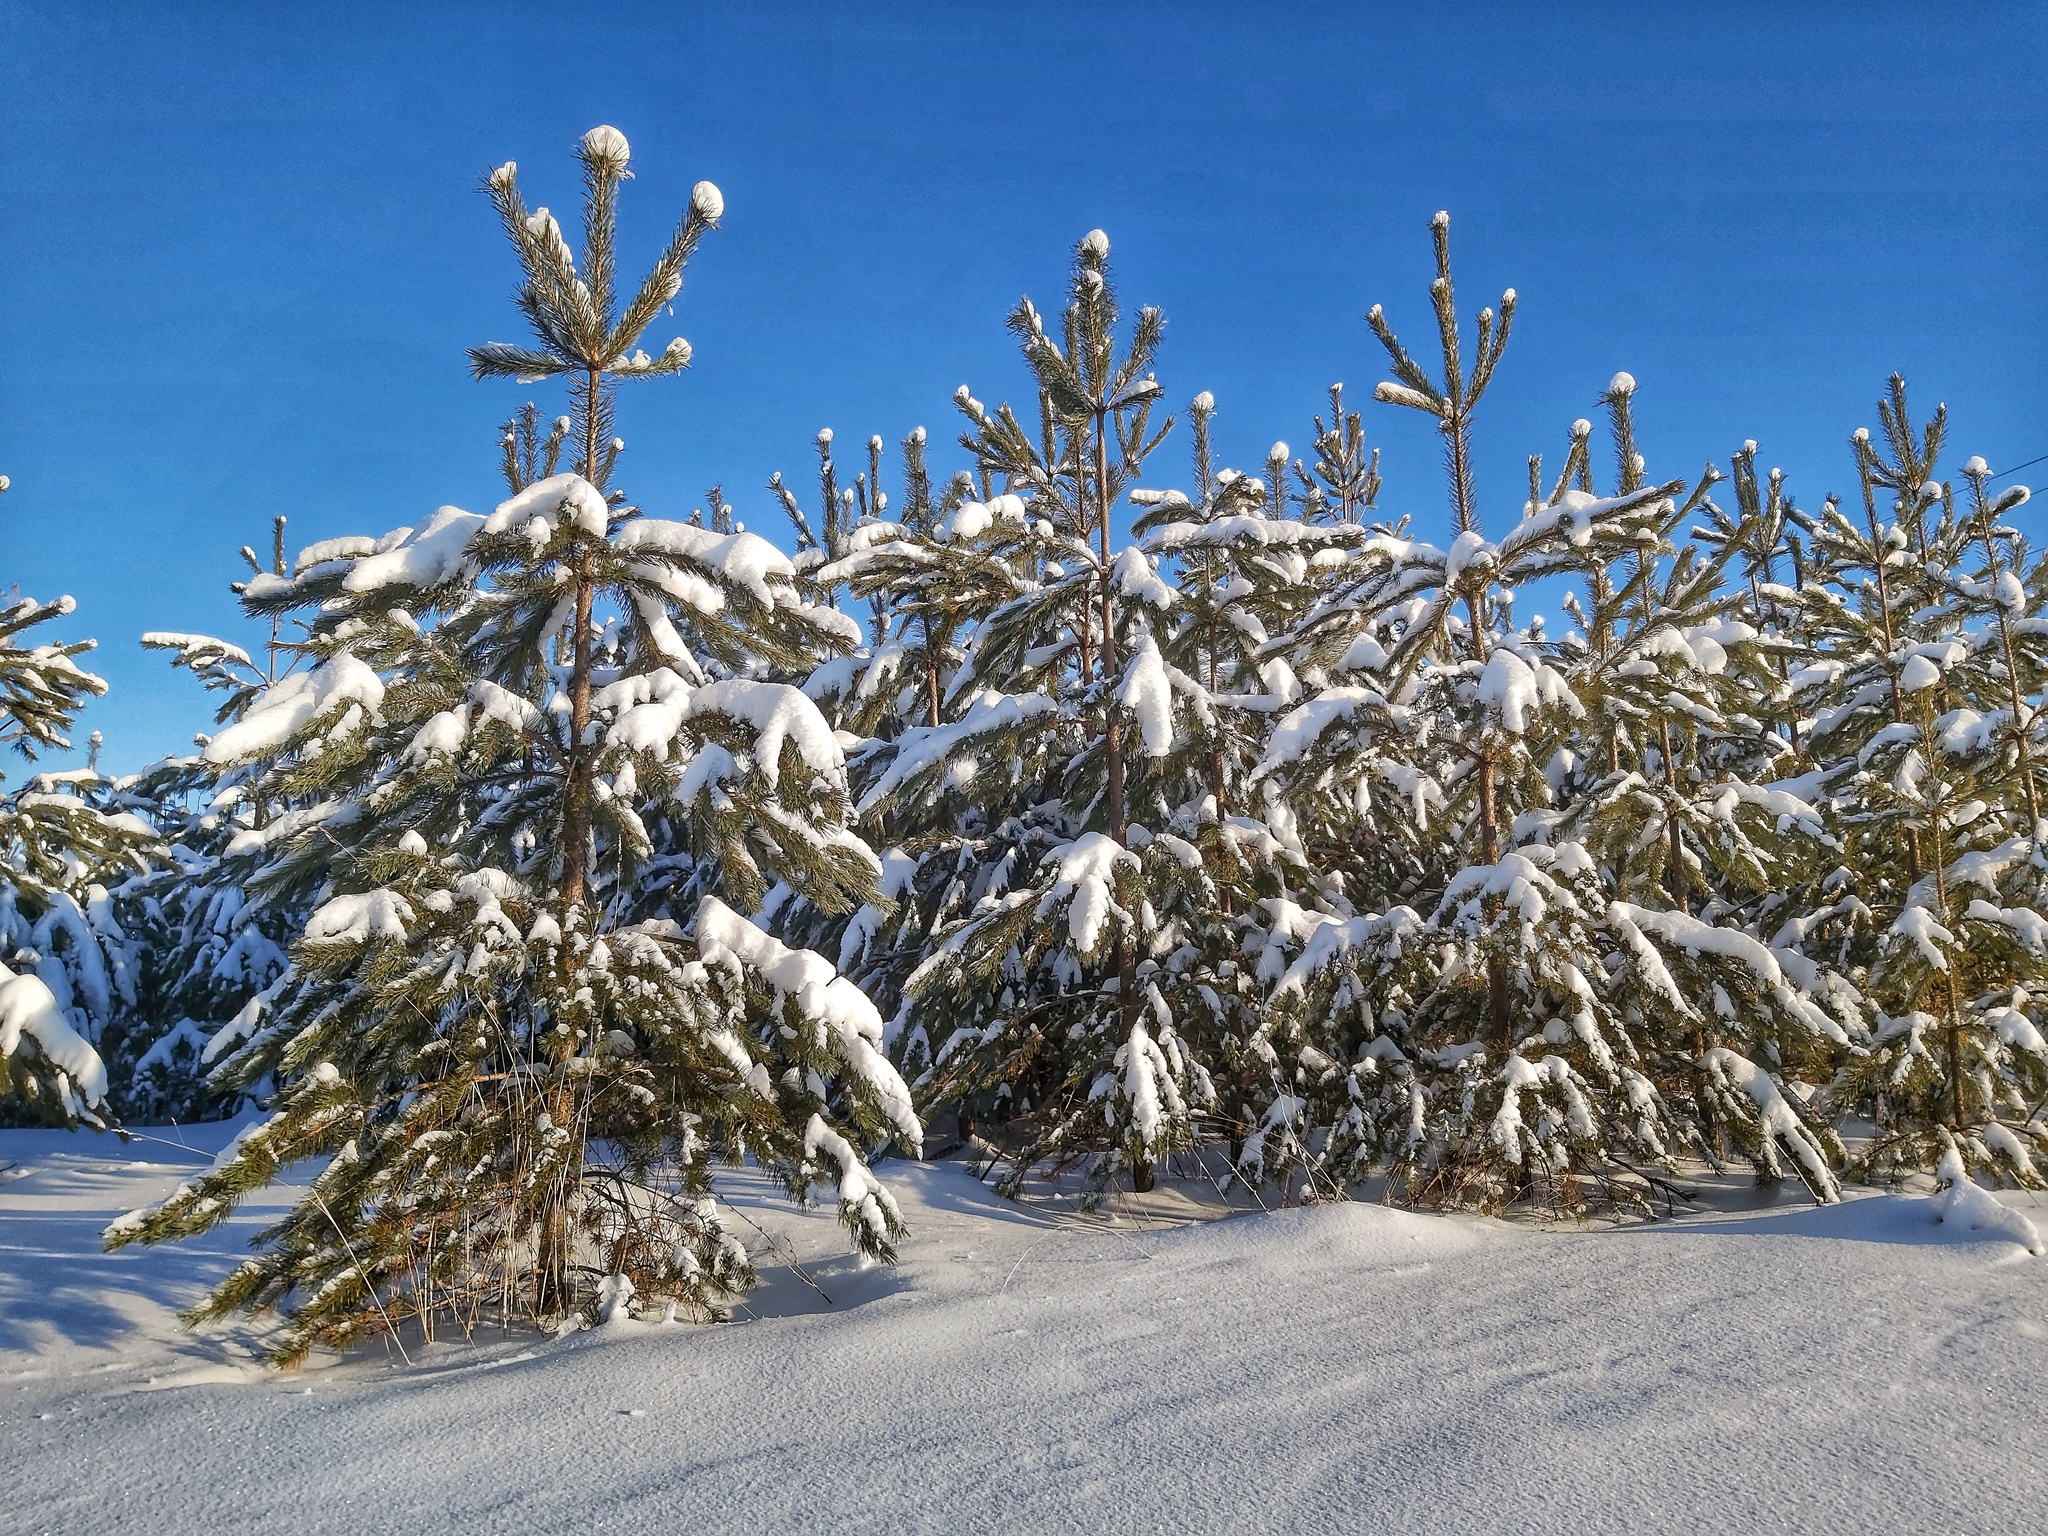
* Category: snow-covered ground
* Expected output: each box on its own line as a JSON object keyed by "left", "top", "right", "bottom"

{"left": 4, "top": 1119, "right": 2044, "bottom": 1534}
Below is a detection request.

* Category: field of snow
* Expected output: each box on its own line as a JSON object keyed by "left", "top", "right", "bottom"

{"left": 4, "top": 1118, "right": 2044, "bottom": 1534}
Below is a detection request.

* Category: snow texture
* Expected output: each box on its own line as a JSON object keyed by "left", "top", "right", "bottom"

{"left": 3, "top": 1123, "right": 2046, "bottom": 1534}
{"left": 1039, "top": 833, "right": 1137, "bottom": 957}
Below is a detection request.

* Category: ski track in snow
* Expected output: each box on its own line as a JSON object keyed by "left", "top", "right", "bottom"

{"left": 3, "top": 1119, "right": 2045, "bottom": 1534}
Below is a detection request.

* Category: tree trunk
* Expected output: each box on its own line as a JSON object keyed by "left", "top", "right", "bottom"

{"left": 559, "top": 366, "right": 604, "bottom": 910}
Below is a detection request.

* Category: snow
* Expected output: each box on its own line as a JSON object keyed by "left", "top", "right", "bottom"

{"left": 0, "top": 962, "right": 109, "bottom": 1111}
{"left": 580, "top": 124, "right": 629, "bottom": 163}
{"left": 1893, "top": 904, "right": 1956, "bottom": 969}
{"left": 3, "top": 1122, "right": 2046, "bottom": 1533}
{"left": 695, "top": 897, "right": 920, "bottom": 1149}
{"left": 939, "top": 493, "right": 1026, "bottom": 542}
{"left": 1040, "top": 833, "right": 1137, "bottom": 957}
{"left": 1114, "top": 1016, "right": 1183, "bottom": 1156}
{"left": 1254, "top": 687, "right": 1384, "bottom": 778}
{"left": 1698, "top": 1047, "right": 1842, "bottom": 1200}
{"left": 601, "top": 671, "right": 842, "bottom": 787}
{"left": 1117, "top": 633, "right": 1175, "bottom": 757}
{"left": 855, "top": 690, "right": 1056, "bottom": 813}
{"left": 335, "top": 507, "right": 486, "bottom": 593}
{"left": 302, "top": 889, "right": 413, "bottom": 946}
{"left": 1476, "top": 646, "right": 1576, "bottom": 734}
{"left": 482, "top": 473, "right": 609, "bottom": 544}
{"left": 1109, "top": 545, "right": 1174, "bottom": 608}
{"left": 201, "top": 652, "right": 384, "bottom": 763}
{"left": 1898, "top": 652, "right": 1943, "bottom": 691}
{"left": 615, "top": 519, "right": 796, "bottom": 609}
{"left": 1934, "top": 1144, "right": 2043, "bottom": 1253}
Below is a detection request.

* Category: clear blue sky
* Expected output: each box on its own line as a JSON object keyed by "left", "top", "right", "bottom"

{"left": 4, "top": 1, "right": 2044, "bottom": 773}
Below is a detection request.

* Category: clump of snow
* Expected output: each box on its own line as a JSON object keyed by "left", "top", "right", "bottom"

{"left": 1118, "top": 634, "right": 1176, "bottom": 758}
{"left": 303, "top": 890, "right": 414, "bottom": 946}
{"left": 204, "top": 653, "right": 385, "bottom": 763}
{"left": 581, "top": 124, "right": 630, "bottom": 164}
{"left": 1932, "top": 1143, "right": 2043, "bottom": 1253}
{"left": 482, "top": 473, "right": 609, "bottom": 544}
{"left": 1038, "top": 834, "right": 1137, "bottom": 957}
{"left": 857, "top": 690, "right": 1055, "bottom": 812}
{"left": 696, "top": 898, "right": 920, "bottom": 1148}
{"left": 602, "top": 671, "right": 842, "bottom": 788}
{"left": 1699, "top": 1047, "right": 1841, "bottom": 1201}
{"left": 0, "top": 962, "right": 109, "bottom": 1111}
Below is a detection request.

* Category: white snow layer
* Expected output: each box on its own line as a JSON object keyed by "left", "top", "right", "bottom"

{"left": 203, "top": 653, "right": 385, "bottom": 763}
{"left": 3, "top": 1123, "right": 2046, "bottom": 1533}
{"left": 1039, "top": 833, "right": 1138, "bottom": 956}
{"left": 1117, "top": 634, "right": 1176, "bottom": 757}
{"left": 601, "top": 671, "right": 842, "bottom": 787}
{"left": 694, "top": 897, "right": 920, "bottom": 1148}
{"left": 0, "top": 961, "right": 109, "bottom": 1109}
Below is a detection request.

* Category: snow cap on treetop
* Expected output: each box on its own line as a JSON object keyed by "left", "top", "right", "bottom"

{"left": 1270, "top": 441, "right": 1289, "bottom": 461}
{"left": 488, "top": 161, "right": 516, "bottom": 190}
{"left": 1964, "top": 455, "right": 1990, "bottom": 477}
{"left": 690, "top": 180, "right": 724, "bottom": 224}
{"left": 869, "top": 435, "right": 884, "bottom": 451}
{"left": 1432, "top": 210, "right": 1450, "bottom": 228}
{"left": 817, "top": 428, "right": 833, "bottom": 445}
{"left": 1081, "top": 229, "right": 1110, "bottom": 259}
{"left": 1571, "top": 419, "right": 1592, "bottom": 439}
{"left": 911, "top": 426, "right": 926, "bottom": 444}
{"left": 580, "top": 125, "right": 631, "bottom": 169}
{"left": 1193, "top": 391, "right": 1214, "bottom": 412}
{"left": 1607, "top": 371, "right": 1637, "bottom": 397}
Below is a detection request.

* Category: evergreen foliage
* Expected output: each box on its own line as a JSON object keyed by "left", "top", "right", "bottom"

{"left": 19, "top": 147, "right": 2033, "bottom": 1365}
{"left": 1, "top": 473, "right": 152, "bottom": 1127}
{"left": 107, "top": 130, "right": 920, "bottom": 1363}
{"left": 765, "top": 214, "right": 2043, "bottom": 1217}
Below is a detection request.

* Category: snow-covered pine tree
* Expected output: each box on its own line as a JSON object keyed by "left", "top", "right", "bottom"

{"left": 1790, "top": 379, "right": 2048, "bottom": 1185}
{"left": 763, "top": 426, "right": 1032, "bottom": 1064}
{"left": 1246, "top": 215, "right": 1851, "bottom": 1210}
{"left": 847, "top": 231, "right": 1230, "bottom": 1196}
{"left": 1, "top": 474, "right": 149, "bottom": 1126}
{"left": 109, "top": 525, "right": 305, "bottom": 1121}
{"left": 106, "top": 129, "right": 920, "bottom": 1363}
{"left": 1532, "top": 388, "right": 1861, "bottom": 1191}
{"left": 1121, "top": 393, "right": 1368, "bottom": 1190}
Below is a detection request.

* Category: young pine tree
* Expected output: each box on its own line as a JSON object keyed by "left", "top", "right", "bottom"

{"left": 106, "top": 130, "right": 920, "bottom": 1363}
{"left": 1793, "top": 380, "right": 2048, "bottom": 1185}
{"left": 1, "top": 474, "right": 149, "bottom": 1126}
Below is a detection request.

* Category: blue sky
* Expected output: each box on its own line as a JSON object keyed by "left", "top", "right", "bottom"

{"left": 3, "top": 1, "right": 2044, "bottom": 773}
